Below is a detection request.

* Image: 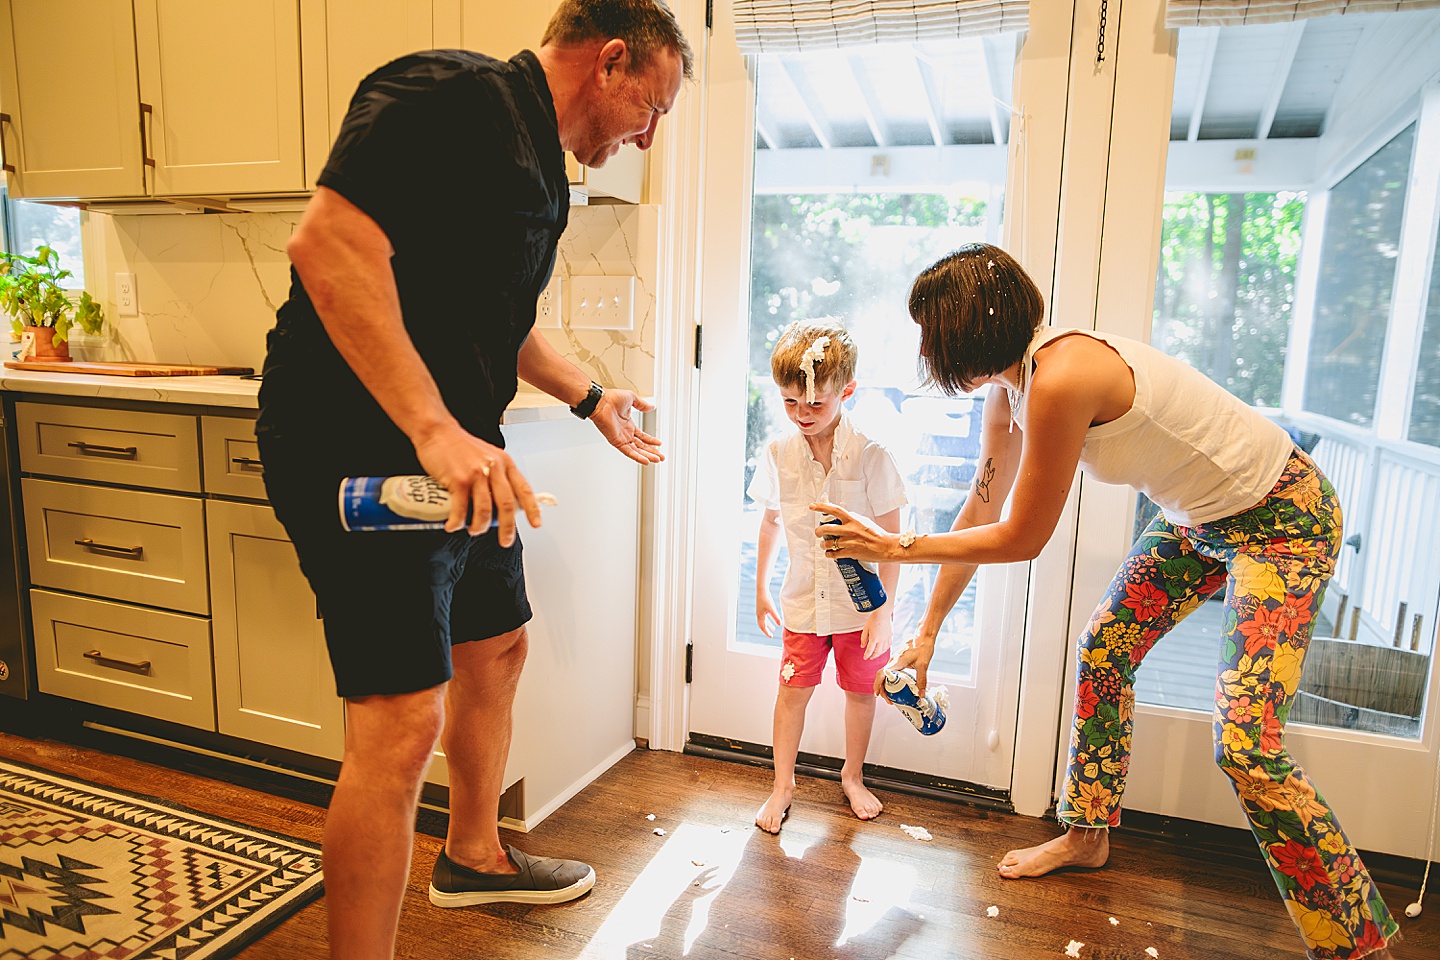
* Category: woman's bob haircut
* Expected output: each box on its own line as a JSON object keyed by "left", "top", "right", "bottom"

{"left": 908, "top": 243, "right": 1045, "bottom": 395}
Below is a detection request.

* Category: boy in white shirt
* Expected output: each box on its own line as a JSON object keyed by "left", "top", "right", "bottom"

{"left": 747, "top": 319, "right": 908, "bottom": 833}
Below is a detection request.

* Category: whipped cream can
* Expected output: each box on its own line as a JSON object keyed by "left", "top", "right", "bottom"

{"left": 820, "top": 518, "right": 887, "bottom": 612}
{"left": 879, "top": 666, "right": 948, "bottom": 736}
{"left": 339, "top": 475, "right": 467, "bottom": 532}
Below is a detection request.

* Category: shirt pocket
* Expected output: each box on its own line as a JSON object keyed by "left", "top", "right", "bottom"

{"left": 826, "top": 479, "right": 870, "bottom": 518}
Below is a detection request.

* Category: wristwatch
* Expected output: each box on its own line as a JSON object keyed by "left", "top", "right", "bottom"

{"left": 899, "top": 529, "right": 919, "bottom": 549}
{"left": 570, "top": 381, "right": 604, "bottom": 419}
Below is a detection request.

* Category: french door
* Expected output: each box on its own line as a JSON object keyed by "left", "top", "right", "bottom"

{"left": 686, "top": 3, "right": 1071, "bottom": 798}
{"left": 1072, "top": 0, "right": 1440, "bottom": 860}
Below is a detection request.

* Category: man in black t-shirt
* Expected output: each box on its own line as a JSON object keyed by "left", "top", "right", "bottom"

{"left": 255, "top": 2, "right": 692, "bottom": 955}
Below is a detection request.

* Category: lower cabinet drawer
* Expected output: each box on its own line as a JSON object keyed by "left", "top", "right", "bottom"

{"left": 23, "top": 478, "right": 209, "bottom": 615}
{"left": 30, "top": 589, "right": 215, "bottom": 730}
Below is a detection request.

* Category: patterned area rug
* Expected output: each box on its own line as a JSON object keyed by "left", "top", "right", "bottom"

{"left": 0, "top": 758, "right": 324, "bottom": 959}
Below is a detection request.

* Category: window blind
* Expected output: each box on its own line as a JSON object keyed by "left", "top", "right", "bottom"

{"left": 732, "top": 1, "right": 1029, "bottom": 54}
{"left": 1167, "top": 0, "right": 1440, "bottom": 28}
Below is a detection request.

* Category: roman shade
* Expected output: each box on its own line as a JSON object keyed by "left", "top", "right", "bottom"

{"left": 1167, "top": 0, "right": 1440, "bottom": 27}
{"left": 732, "top": 1, "right": 1029, "bottom": 53}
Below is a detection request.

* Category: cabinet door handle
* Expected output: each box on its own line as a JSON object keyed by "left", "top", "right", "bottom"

{"left": 68, "top": 441, "right": 139, "bottom": 459}
{"left": 140, "top": 102, "right": 156, "bottom": 168}
{"left": 231, "top": 456, "right": 264, "bottom": 472}
{"left": 0, "top": 112, "right": 14, "bottom": 174}
{"left": 75, "top": 538, "right": 144, "bottom": 558}
{"left": 83, "top": 649, "right": 152, "bottom": 674}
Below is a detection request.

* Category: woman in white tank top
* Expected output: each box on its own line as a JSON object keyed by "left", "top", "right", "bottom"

{"left": 817, "top": 244, "right": 1397, "bottom": 960}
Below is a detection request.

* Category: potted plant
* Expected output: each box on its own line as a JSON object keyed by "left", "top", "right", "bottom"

{"left": 0, "top": 244, "right": 104, "bottom": 362}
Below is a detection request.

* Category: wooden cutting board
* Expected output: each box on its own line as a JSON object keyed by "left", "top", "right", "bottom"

{"left": 5, "top": 360, "right": 254, "bottom": 377}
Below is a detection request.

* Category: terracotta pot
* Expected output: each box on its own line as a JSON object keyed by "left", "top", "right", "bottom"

{"left": 23, "top": 325, "right": 70, "bottom": 362}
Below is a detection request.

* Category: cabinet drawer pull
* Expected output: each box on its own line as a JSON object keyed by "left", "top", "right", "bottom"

{"left": 231, "top": 456, "right": 264, "bottom": 472}
{"left": 83, "top": 649, "right": 152, "bottom": 675}
{"left": 0, "top": 112, "right": 14, "bottom": 174}
{"left": 75, "top": 538, "right": 144, "bottom": 558}
{"left": 68, "top": 441, "right": 139, "bottom": 459}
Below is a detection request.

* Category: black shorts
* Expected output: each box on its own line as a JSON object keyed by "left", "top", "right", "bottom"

{"left": 255, "top": 427, "right": 531, "bottom": 699}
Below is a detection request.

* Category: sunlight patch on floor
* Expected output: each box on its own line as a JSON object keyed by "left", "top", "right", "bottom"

{"left": 586, "top": 823, "right": 752, "bottom": 956}
{"left": 836, "top": 854, "right": 918, "bottom": 947}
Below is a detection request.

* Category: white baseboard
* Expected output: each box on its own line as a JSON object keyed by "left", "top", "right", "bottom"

{"left": 498, "top": 739, "right": 636, "bottom": 833}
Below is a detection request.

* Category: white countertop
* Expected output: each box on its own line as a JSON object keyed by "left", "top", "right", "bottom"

{"left": 0, "top": 368, "right": 572, "bottom": 424}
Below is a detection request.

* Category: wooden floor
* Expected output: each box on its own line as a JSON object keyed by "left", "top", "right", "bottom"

{"left": 0, "top": 730, "right": 1434, "bottom": 960}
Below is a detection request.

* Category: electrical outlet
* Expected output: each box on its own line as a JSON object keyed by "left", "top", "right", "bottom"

{"left": 115, "top": 272, "right": 138, "bottom": 317}
{"left": 569, "top": 275, "right": 635, "bottom": 330}
{"left": 536, "top": 275, "right": 563, "bottom": 329}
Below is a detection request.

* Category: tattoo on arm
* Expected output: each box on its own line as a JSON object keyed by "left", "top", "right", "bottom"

{"left": 975, "top": 458, "right": 996, "bottom": 503}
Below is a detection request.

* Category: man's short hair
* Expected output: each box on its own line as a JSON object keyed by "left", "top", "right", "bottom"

{"left": 770, "top": 318, "right": 859, "bottom": 395}
{"left": 543, "top": 0, "right": 695, "bottom": 79}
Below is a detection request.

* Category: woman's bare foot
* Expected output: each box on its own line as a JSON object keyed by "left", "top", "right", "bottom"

{"left": 998, "top": 827, "right": 1109, "bottom": 878}
{"left": 755, "top": 788, "right": 793, "bottom": 834}
{"left": 841, "top": 773, "right": 883, "bottom": 821}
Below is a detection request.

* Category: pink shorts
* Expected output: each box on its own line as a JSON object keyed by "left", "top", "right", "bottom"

{"left": 779, "top": 627, "right": 889, "bottom": 694}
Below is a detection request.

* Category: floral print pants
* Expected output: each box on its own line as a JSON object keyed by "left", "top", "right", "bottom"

{"left": 1057, "top": 450, "right": 1398, "bottom": 959}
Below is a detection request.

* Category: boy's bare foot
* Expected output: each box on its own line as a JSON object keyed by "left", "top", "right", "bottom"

{"left": 998, "top": 827, "right": 1109, "bottom": 878}
{"left": 755, "top": 789, "right": 793, "bottom": 834}
{"left": 841, "top": 774, "right": 883, "bottom": 821}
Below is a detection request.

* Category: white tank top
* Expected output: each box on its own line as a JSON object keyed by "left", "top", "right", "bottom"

{"left": 1012, "top": 327, "right": 1295, "bottom": 526}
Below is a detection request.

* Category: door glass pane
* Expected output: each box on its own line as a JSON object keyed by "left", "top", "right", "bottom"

{"left": 1136, "top": 13, "right": 1439, "bottom": 740}
{"left": 1408, "top": 213, "right": 1440, "bottom": 446}
{"left": 1302, "top": 124, "right": 1414, "bottom": 426}
{"left": 736, "top": 43, "right": 1012, "bottom": 684}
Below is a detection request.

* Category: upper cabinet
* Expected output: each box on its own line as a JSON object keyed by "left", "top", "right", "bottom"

{"left": 300, "top": 0, "right": 460, "bottom": 190}
{"left": 0, "top": 0, "right": 304, "bottom": 199}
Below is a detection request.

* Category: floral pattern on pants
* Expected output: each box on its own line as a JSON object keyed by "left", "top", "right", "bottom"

{"left": 1057, "top": 450, "right": 1399, "bottom": 959}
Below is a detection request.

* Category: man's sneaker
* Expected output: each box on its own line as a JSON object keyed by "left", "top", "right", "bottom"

{"left": 428, "top": 845, "right": 596, "bottom": 907}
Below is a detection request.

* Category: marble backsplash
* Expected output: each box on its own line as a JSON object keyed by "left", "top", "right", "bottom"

{"left": 79, "top": 203, "right": 659, "bottom": 396}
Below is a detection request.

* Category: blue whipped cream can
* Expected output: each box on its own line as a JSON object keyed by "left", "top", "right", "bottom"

{"left": 880, "top": 667, "right": 948, "bottom": 736}
{"left": 339, "top": 475, "right": 460, "bottom": 532}
{"left": 821, "top": 518, "right": 887, "bottom": 612}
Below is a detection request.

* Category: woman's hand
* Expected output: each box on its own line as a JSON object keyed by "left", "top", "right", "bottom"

{"left": 811, "top": 502, "right": 896, "bottom": 562}
{"left": 874, "top": 633, "right": 938, "bottom": 698}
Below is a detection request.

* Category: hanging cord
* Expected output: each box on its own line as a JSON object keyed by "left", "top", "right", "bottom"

{"left": 1407, "top": 733, "right": 1440, "bottom": 917}
{"left": 1096, "top": 0, "right": 1109, "bottom": 64}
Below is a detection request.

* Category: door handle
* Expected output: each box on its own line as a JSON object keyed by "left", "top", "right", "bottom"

{"left": 83, "top": 649, "right": 152, "bottom": 674}
{"left": 75, "top": 538, "right": 144, "bottom": 559}
{"left": 68, "top": 441, "right": 139, "bottom": 459}
{"left": 231, "top": 456, "right": 264, "bottom": 472}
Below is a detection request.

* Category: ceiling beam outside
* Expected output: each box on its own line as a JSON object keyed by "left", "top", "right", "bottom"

{"left": 913, "top": 52, "right": 947, "bottom": 148}
{"left": 754, "top": 116, "right": 777, "bottom": 150}
{"left": 981, "top": 34, "right": 1014, "bottom": 146}
{"left": 779, "top": 57, "right": 834, "bottom": 150}
{"left": 1188, "top": 26, "right": 1220, "bottom": 141}
{"left": 1257, "top": 20, "right": 1306, "bottom": 140}
{"left": 846, "top": 55, "right": 888, "bottom": 148}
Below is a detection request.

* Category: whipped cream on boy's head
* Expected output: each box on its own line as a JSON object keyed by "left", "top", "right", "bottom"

{"left": 799, "top": 335, "right": 831, "bottom": 404}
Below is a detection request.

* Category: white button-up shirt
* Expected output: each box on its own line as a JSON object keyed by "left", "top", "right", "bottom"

{"left": 747, "top": 415, "right": 908, "bottom": 635}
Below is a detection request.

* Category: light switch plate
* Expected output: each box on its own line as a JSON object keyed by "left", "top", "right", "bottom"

{"left": 569, "top": 275, "right": 635, "bottom": 331}
{"left": 536, "top": 275, "right": 563, "bottom": 329}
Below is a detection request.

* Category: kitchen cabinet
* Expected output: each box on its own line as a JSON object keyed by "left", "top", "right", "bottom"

{"left": 13, "top": 397, "right": 343, "bottom": 759}
{"left": 0, "top": 0, "right": 304, "bottom": 199}
{"left": 299, "top": 0, "right": 463, "bottom": 190}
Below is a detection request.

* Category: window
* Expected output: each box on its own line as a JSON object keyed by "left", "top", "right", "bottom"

{"left": 1302, "top": 124, "right": 1416, "bottom": 427}
{"left": 1, "top": 188, "right": 84, "bottom": 287}
{"left": 1407, "top": 211, "right": 1440, "bottom": 447}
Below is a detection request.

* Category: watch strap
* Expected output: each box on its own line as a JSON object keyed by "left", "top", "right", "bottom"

{"left": 570, "top": 381, "right": 604, "bottom": 419}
